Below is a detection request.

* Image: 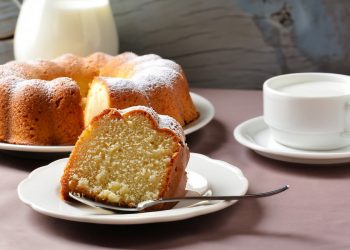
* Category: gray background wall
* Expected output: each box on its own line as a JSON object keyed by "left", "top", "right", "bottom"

{"left": 1, "top": 0, "right": 350, "bottom": 89}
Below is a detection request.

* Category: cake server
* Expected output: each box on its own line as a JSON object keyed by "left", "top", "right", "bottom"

{"left": 69, "top": 184, "right": 289, "bottom": 213}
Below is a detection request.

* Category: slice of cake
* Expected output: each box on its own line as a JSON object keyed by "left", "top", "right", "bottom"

{"left": 60, "top": 106, "right": 189, "bottom": 211}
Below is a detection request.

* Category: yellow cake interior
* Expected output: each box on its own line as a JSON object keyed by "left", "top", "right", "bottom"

{"left": 67, "top": 114, "right": 178, "bottom": 207}
{"left": 84, "top": 82, "right": 110, "bottom": 126}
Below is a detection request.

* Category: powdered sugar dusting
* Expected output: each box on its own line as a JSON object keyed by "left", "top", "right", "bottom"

{"left": 50, "top": 77, "right": 82, "bottom": 91}
{"left": 131, "top": 67, "right": 179, "bottom": 90}
{"left": 134, "top": 58, "right": 180, "bottom": 72}
{"left": 0, "top": 53, "right": 189, "bottom": 135}
{"left": 119, "top": 106, "right": 185, "bottom": 143}
{"left": 0, "top": 53, "right": 111, "bottom": 99}
{"left": 8, "top": 77, "right": 79, "bottom": 98}
{"left": 128, "top": 54, "right": 161, "bottom": 64}
{"left": 158, "top": 114, "right": 185, "bottom": 143}
{"left": 11, "top": 79, "right": 51, "bottom": 97}
{"left": 98, "top": 61, "right": 181, "bottom": 93}
{"left": 0, "top": 76, "right": 23, "bottom": 95}
{"left": 1, "top": 53, "right": 183, "bottom": 96}
{"left": 98, "top": 77, "right": 147, "bottom": 95}
{"left": 104, "top": 54, "right": 183, "bottom": 92}
{"left": 130, "top": 56, "right": 181, "bottom": 90}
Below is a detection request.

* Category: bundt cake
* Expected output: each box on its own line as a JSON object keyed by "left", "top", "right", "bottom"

{"left": 0, "top": 52, "right": 198, "bottom": 145}
{"left": 60, "top": 106, "right": 189, "bottom": 211}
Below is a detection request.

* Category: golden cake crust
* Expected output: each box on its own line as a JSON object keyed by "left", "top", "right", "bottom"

{"left": 0, "top": 52, "right": 198, "bottom": 145}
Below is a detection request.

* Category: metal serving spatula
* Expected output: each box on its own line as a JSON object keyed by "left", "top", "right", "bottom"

{"left": 69, "top": 185, "right": 289, "bottom": 213}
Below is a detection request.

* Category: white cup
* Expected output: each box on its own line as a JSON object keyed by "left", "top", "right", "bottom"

{"left": 263, "top": 73, "right": 350, "bottom": 150}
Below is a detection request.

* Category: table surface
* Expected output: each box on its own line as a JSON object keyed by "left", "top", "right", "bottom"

{"left": 1, "top": 88, "right": 349, "bottom": 250}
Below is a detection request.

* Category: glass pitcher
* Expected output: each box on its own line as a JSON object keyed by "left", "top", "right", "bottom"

{"left": 14, "top": 0, "right": 119, "bottom": 61}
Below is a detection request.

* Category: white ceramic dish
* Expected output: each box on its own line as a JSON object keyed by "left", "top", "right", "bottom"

{"left": 0, "top": 93, "right": 214, "bottom": 153}
{"left": 234, "top": 116, "right": 350, "bottom": 164}
{"left": 18, "top": 153, "right": 248, "bottom": 225}
{"left": 184, "top": 92, "right": 215, "bottom": 135}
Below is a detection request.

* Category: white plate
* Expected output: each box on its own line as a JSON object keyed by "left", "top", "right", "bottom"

{"left": 0, "top": 92, "right": 214, "bottom": 154}
{"left": 184, "top": 92, "right": 215, "bottom": 135}
{"left": 18, "top": 153, "right": 248, "bottom": 225}
{"left": 234, "top": 116, "right": 350, "bottom": 164}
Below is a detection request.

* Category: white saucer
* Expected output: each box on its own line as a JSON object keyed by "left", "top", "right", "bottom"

{"left": 234, "top": 116, "right": 350, "bottom": 164}
{"left": 18, "top": 153, "right": 248, "bottom": 225}
{"left": 0, "top": 93, "right": 214, "bottom": 154}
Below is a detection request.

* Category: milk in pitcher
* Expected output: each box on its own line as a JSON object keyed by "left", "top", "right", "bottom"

{"left": 14, "top": 0, "right": 118, "bottom": 60}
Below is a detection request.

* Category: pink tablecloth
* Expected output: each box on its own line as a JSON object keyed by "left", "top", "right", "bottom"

{"left": 1, "top": 88, "right": 349, "bottom": 250}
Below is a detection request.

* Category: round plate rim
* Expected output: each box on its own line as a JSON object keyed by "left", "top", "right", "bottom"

{"left": 17, "top": 153, "right": 248, "bottom": 225}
